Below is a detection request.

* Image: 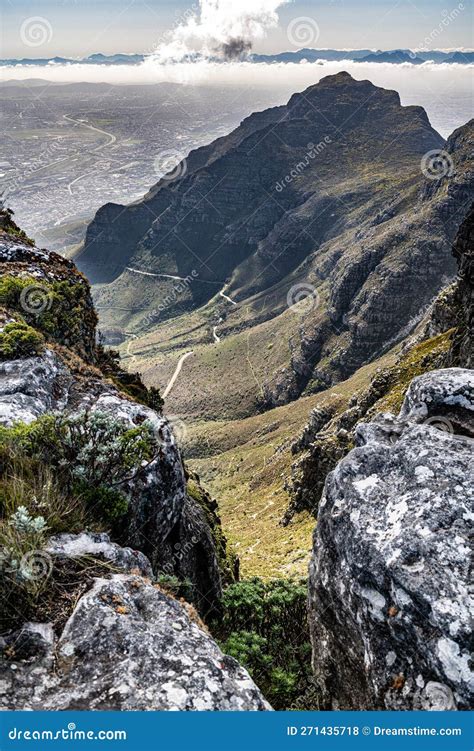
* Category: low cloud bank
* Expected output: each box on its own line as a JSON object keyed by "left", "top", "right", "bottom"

{"left": 1, "top": 59, "right": 471, "bottom": 138}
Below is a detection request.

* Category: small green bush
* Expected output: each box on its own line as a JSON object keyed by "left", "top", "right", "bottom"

{"left": 155, "top": 573, "right": 194, "bottom": 601}
{"left": 214, "top": 577, "right": 314, "bottom": 710}
{"left": 73, "top": 481, "right": 129, "bottom": 522}
{"left": 0, "top": 504, "right": 52, "bottom": 626}
{"left": 0, "top": 410, "right": 159, "bottom": 530}
{"left": 0, "top": 321, "right": 44, "bottom": 360}
{"left": 0, "top": 275, "right": 96, "bottom": 351}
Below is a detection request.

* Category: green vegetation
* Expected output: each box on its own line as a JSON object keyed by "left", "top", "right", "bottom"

{"left": 0, "top": 320, "right": 45, "bottom": 360}
{"left": 0, "top": 274, "right": 97, "bottom": 353}
{"left": 372, "top": 329, "right": 453, "bottom": 414}
{"left": 155, "top": 573, "right": 195, "bottom": 601}
{"left": 214, "top": 578, "right": 314, "bottom": 709}
{"left": 0, "top": 410, "right": 159, "bottom": 627}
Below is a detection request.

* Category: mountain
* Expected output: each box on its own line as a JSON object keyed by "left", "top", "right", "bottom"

{"left": 360, "top": 50, "right": 425, "bottom": 64}
{"left": 447, "top": 51, "right": 474, "bottom": 63}
{"left": 0, "top": 53, "right": 145, "bottom": 67}
{"left": 2, "top": 48, "right": 473, "bottom": 67}
{"left": 78, "top": 72, "right": 473, "bottom": 423}
{"left": 0, "top": 208, "right": 271, "bottom": 710}
{"left": 250, "top": 48, "right": 373, "bottom": 62}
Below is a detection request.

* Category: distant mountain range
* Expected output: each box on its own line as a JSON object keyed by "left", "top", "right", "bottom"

{"left": 76, "top": 72, "right": 473, "bottom": 420}
{"left": 1, "top": 48, "right": 473, "bottom": 67}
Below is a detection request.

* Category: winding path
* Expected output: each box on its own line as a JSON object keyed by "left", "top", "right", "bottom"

{"left": 162, "top": 351, "right": 194, "bottom": 398}
{"left": 63, "top": 114, "right": 117, "bottom": 151}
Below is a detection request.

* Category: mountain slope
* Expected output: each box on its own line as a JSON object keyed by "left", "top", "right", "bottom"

{"left": 78, "top": 73, "right": 473, "bottom": 421}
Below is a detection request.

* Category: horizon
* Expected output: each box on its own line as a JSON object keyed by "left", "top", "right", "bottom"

{"left": 1, "top": 0, "right": 472, "bottom": 59}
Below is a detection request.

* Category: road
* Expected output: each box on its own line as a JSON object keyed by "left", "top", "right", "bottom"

{"left": 219, "top": 286, "right": 237, "bottom": 305}
{"left": 63, "top": 114, "right": 117, "bottom": 151}
{"left": 126, "top": 267, "right": 185, "bottom": 281}
{"left": 162, "top": 351, "right": 194, "bottom": 398}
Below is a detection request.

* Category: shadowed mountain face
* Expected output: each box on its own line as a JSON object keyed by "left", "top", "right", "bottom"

{"left": 79, "top": 72, "right": 442, "bottom": 289}
{"left": 78, "top": 72, "right": 473, "bottom": 418}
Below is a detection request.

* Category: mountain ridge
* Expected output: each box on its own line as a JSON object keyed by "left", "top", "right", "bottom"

{"left": 77, "top": 73, "right": 472, "bottom": 422}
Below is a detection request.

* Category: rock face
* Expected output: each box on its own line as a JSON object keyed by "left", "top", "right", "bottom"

{"left": 449, "top": 202, "right": 473, "bottom": 368}
{"left": 0, "top": 347, "right": 223, "bottom": 614}
{"left": 308, "top": 368, "right": 474, "bottom": 710}
{"left": 0, "top": 226, "right": 230, "bottom": 615}
{"left": 0, "top": 541, "right": 269, "bottom": 711}
{"left": 287, "top": 203, "right": 473, "bottom": 523}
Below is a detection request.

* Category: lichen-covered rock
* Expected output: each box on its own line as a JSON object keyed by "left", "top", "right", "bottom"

{"left": 46, "top": 532, "right": 153, "bottom": 578}
{"left": 399, "top": 367, "right": 473, "bottom": 436}
{"left": 0, "top": 574, "right": 270, "bottom": 711}
{"left": 0, "top": 349, "right": 72, "bottom": 426}
{"left": 308, "top": 367, "right": 474, "bottom": 710}
{"left": 448, "top": 202, "right": 473, "bottom": 368}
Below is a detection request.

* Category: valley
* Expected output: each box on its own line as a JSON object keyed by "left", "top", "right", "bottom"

{"left": 76, "top": 72, "right": 473, "bottom": 577}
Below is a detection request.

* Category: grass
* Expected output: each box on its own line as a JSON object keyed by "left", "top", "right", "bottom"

{"left": 183, "top": 350, "right": 400, "bottom": 578}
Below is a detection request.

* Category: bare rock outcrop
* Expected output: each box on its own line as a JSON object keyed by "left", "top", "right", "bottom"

{"left": 0, "top": 540, "right": 269, "bottom": 711}
{"left": 308, "top": 368, "right": 474, "bottom": 710}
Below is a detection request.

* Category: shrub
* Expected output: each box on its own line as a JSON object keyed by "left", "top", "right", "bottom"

{"left": 0, "top": 457, "right": 86, "bottom": 533}
{"left": 0, "top": 504, "right": 52, "bottom": 627}
{"left": 0, "top": 410, "right": 159, "bottom": 527}
{"left": 73, "top": 481, "right": 129, "bottom": 522}
{"left": 0, "top": 275, "right": 96, "bottom": 352}
{"left": 0, "top": 321, "right": 44, "bottom": 360}
{"left": 214, "top": 577, "right": 314, "bottom": 709}
{"left": 155, "top": 573, "right": 194, "bottom": 601}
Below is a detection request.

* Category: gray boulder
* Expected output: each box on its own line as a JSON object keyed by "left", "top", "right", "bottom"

{"left": 46, "top": 532, "right": 153, "bottom": 578}
{"left": 308, "top": 368, "right": 474, "bottom": 710}
{"left": 0, "top": 574, "right": 270, "bottom": 711}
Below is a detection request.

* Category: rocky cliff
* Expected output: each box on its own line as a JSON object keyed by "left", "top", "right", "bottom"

{"left": 0, "top": 213, "right": 269, "bottom": 709}
{"left": 308, "top": 368, "right": 473, "bottom": 710}
{"left": 285, "top": 203, "right": 473, "bottom": 524}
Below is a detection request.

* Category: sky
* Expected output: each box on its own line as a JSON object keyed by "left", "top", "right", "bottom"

{"left": 1, "top": 0, "right": 473, "bottom": 59}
